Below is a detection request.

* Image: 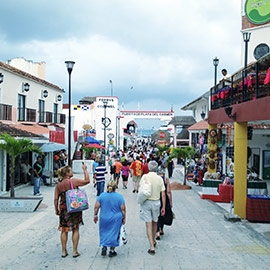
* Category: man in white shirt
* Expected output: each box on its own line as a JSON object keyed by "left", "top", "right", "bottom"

{"left": 221, "top": 69, "right": 231, "bottom": 87}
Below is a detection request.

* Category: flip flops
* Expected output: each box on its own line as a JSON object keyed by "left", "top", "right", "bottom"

{"left": 73, "top": 253, "right": 80, "bottom": 258}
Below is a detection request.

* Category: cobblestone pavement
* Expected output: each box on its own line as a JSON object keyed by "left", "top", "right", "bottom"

{"left": 1, "top": 165, "right": 270, "bottom": 270}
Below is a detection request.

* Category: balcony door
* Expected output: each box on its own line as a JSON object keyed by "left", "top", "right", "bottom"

{"left": 18, "top": 94, "right": 26, "bottom": 121}
{"left": 53, "top": 103, "right": 58, "bottom": 123}
{"left": 38, "top": 99, "right": 45, "bottom": 122}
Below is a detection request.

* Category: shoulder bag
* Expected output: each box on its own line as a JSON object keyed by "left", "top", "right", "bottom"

{"left": 65, "top": 179, "right": 89, "bottom": 213}
{"left": 137, "top": 175, "right": 152, "bottom": 205}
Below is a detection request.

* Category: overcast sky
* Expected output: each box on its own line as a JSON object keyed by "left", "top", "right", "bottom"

{"left": 0, "top": 1, "right": 242, "bottom": 119}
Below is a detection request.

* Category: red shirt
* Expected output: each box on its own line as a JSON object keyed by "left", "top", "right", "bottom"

{"left": 130, "top": 160, "right": 143, "bottom": 176}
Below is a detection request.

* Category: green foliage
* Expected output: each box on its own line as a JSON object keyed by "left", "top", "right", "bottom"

{"left": 81, "top": 146, "right": 94, "bottom": 159}
{"left": 170, "top": 146, "right": 198, "bottom": 161}
{"left": 156, "top": 145, "right": 170, "bottom": 156}
{"left": 0, "top": 133, "right": 43, "bottom": 197}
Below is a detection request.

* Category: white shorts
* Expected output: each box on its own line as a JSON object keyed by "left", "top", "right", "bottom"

{"left": 139, "top": 199, "right": 160, "bottom": 222}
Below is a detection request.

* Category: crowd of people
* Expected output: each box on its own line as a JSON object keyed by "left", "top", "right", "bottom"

{"left": 54, "top": 146, "right": 175, "bottom": 258}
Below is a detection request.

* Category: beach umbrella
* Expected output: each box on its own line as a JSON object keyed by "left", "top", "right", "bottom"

{"left": 85, "top": 143, "right": 105, "bottom": 149}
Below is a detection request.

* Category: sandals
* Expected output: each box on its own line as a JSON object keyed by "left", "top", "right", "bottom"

{"left": 148, "top": 249, "right": 155, "bottom": 255}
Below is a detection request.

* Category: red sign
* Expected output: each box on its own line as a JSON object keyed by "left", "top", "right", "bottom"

{"left": 159, "top": 131, "right": 166, "bottom": 139}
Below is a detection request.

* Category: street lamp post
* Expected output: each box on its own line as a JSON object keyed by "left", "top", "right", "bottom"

{"left": 212, "top": 57, "right": 219, "bottom": 110}
{"left": 243, "top": 32, "right": 251, "bottom": 70}
{"left": 213, "top": 57, "right": 219, "bottom": 91}
{"left": 65, "top": 61, "right": 75, "bottom": 166}
{"left": 109, "top": 80, "right": 113, "bottom": 96}
{"left": 102, "top": 100, "right": 108, "bottom": 163}
{"left": 242, "top": 32, "right": 251, "bottom": 101}
{"left": 116, "top": 111, "right": 120, "bottom": 151}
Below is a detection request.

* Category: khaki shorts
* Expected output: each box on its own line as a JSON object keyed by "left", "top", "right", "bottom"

{"left": 132, "top": 176, "right": 141, "bottom": 183}
{"left": 140, "top": 200, "right": 160, "bottom": 222}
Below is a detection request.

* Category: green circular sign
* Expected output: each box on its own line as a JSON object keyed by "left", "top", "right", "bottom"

{"left": 245, "top": 0, "right": 270, "bottom": 25}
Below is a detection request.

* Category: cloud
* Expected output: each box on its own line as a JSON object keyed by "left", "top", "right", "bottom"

{"left": 0, "top": 0, "right": 242, "bottom": 113}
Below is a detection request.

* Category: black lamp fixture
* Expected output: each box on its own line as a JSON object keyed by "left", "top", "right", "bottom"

{"left": 224, "top": 106, "right": 236, "bottom": 121}
{"left": 57, "top": 94, "right": 62, "bottom": 102}
{"left": 213, "top": 57, "right": 219, "bottom": 90}
{"left": 212, "top": 57, "right": 219, "bottom": 111}
{"left": 65, "top": 60, "right": 75, "bottom": 166}
{"left": 22, "top": 82, "right": 30, "bottom": 92}
{"left": 42, "top": 90, "right": 49, "bottom": 98}
{"left": 0, "top": 73, "right": 4, "bottom": 84}
{"left": 201, "top": 111, "right": 206, "bottom": 120}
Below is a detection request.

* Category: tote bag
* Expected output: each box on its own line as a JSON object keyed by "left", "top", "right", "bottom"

{"left": 137, "top": 176, "right": 152, "bottom": 205}
{"left": 66, "top": 179, "right": 89, "bottom": 213}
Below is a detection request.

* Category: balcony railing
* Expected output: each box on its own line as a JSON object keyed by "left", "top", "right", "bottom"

{"left": 0, "top": 103, "right": 12, "bottom": 120}
{"left": 39, "top": 111, "right": 65, "bottom": 124}
{"left": 58, "top": 113, "right": 66, "bottom": 124}
{"left": 45, "top": 111, "right": 53, "bottom": 123}
{"left": 211, "top": 53, "right": 270, "bottom": 110}
{"left": 18, "top": 107, "right": 36, "bottom": 122}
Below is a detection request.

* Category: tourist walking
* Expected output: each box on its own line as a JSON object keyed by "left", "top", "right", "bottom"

{"left": 156, "top": 167, "right": 173, "bottom": 240}
{"left": 121, "top": 159, "right": 130, "bottom": 189}
{"left": 139, "top": 160, "right": 166, "bottom": 255}
{"left": 113, "top": 158, "right": 122, "bottom": 187}
{"left": 54, "top": 164, "right": 90, "bottom": 258}
{"left": 130, "top": 156, "right": 143, "bottom": 193}
{"left": 93, "top": 160, "right": 107, "bottom": 196}
{"left": 167, "top": 159, "right": 174, "bottom": 178}
{"left": 93, "top": 180, "right": 126, "bottom": 257}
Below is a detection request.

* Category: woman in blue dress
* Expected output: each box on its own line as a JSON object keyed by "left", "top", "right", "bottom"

{"left": 93, "top": 180, "right": 126, "bottom": 257}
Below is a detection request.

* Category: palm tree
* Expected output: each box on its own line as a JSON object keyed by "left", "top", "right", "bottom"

{"left": 0, "top": 133, "right": 43, "bottom": 197}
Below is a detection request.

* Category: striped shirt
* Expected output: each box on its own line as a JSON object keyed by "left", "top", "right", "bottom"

{"left": 95, "top": 165, "right": 107, "bottom": 182}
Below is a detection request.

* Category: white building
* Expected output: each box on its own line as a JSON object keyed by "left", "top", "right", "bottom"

{"left": 63, "top": 96, "right": 119, "bottom": 151}
{"left": 0, "top": 58, "right": 65, "bottom": 193}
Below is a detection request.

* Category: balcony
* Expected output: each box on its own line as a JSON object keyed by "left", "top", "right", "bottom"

{"left": 0, "top": 103, "right": 12, "bottom": 120}
{"left": 211, "top": 53, "right": 270, "bottom": 110}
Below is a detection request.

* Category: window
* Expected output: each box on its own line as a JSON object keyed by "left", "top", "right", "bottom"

{"left": 38, "top": 99, "right": 45, "bottom": 122}
{"left": 53, "top": 103, "right": 58, "bottom": 123}
{"left": 18, "top": 94, "right": 26, "bottom": 121}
